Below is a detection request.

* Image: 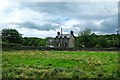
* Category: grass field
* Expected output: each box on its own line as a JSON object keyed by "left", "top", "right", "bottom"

{"left": 2, "top": 50, "right": 119, "bottom": 78}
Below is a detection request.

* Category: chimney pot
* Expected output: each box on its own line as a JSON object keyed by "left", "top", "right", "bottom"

{"left": 57, "top": 31, "right": 60, "bottom": 35}
{"left": 61, "top": 28, "right": 62, "bottom": 35}
{"left": 70, "top": 31, "right": 73, "bottom": 35}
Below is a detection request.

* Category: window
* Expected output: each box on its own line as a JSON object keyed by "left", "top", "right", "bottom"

{"left": 64, "top": 43, "right": 67, "bottom": 47}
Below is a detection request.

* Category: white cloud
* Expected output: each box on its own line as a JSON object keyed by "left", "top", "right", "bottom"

{"left": 0, "top": 1, "right": 11, "bottom": 10}
{"left": 64, "top": 20, "right": 80, "bottom": 26}
{"left": 17, "top": 27, "right": 57, "bottom": 38}
{"left": 0, "top": 4, "right": 47, "bottom": 24}
{"left": 1, "top": 0, "right": 119, "bottom": 2}
{"left": 94, "top": 20, "right": 104, "bottom": 26}
{"left": 1, "top": 24, "right": 58, "bottom": 38}
{"left": 0, "top": 2, "right": 118, "bottom": 38}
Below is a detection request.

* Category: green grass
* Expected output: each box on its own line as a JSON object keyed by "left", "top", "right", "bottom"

{"left": 2, "top": 50, "right": 119, "bottom": 78}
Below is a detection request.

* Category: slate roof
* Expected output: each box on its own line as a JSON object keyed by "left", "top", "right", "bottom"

{"left": 56, "top": 34, "right": 72, "bottom": 38}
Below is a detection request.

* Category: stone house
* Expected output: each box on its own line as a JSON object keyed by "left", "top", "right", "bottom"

{"left": 47, "top": 29, "right": 76, "bottom": 48}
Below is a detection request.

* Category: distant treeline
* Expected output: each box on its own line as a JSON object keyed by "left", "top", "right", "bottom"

{"left": 1, "top": 28, "right": 120, "bottom": 50}
{"left": 1, "top": 28, "right": 47, "bottom": 47}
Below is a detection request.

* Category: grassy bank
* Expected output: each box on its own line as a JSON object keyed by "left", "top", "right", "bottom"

{"left": 2, "top": 50, "right": 119, "bottom": 78}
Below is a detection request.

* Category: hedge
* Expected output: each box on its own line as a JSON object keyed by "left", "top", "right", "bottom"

{"left": 2, "top": 45, "right": 120, "bottom": 51}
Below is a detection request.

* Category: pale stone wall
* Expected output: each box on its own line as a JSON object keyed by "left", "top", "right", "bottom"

{"left": 68, "top": 36, "right": 75, "bottom": 48}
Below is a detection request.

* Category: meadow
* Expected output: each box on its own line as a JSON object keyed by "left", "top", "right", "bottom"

{"left": 2, "top": 50, "right": 119, "bottom": 78}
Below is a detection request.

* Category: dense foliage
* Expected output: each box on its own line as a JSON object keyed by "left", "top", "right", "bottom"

{"left": 2, "top": 28, "right": 24, "bottom": 44}
{"left": 76, "top": 28, "right": 119, "bottom": 48}
{"left": 23, "top": 37, "right": 47, "bottom": 47}
{"left": 1, "top": 28, "right": 120, "bottom": 48}
{"left": 1, "top": 28, "right": 47, "bottom": 47}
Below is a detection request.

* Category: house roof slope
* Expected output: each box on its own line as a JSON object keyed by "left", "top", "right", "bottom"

{"left": 56, "top": 34, "right": 72, "bottom": 38}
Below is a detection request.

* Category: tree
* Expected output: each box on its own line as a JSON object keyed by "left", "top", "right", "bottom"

{"left": 96, "top": 36, "right": 108, "bottom": 48}
{"left": 2, "top": 28, "right": 24, "bottom": 44}
{"left": 118, "top": 34, "right": 120, "bottom": 48}
{"left": 88, "top": 33, "right": 97, "bottom": 47}
{"left": 77, "top": 28, "right": 92, "bottom": 47}
{"left": 79, "top": 28, "right": 91, "bottom": 36}
{"left": 23, "top": 37, "right": 47, "bottom": 47}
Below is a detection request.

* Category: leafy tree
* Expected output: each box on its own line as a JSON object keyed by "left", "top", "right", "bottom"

{"left": 23, "top": 37, "right": 47, "bottom": 47}
{"left": 88, "top": 33, "right": 97, "bottom": 47}
{"left": 118, "top": 34, "right": 120, "bottom": 48}
{"left": 38, "top": 38, "right": 47, "bottom": 46}
{"left": 96, "top": 36, "right": 108, "bottom": 48}
{"left": 23, "top": 37, "right": 29, "bottom": 46}
{"left": 77, "top": 28, "right": 92, "bottom": 47}
{"left": 80, "top": 28, "right": 91, "bottom": 36}
{"left": 2, "top": 28, "right": 23, "bottom": 44}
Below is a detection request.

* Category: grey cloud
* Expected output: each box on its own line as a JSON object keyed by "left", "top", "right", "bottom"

{"left": 99, "top": 17, "right": 118, "bottom": 33}
{"left": 20, "top": 2, "right": 118, "bottom": 34}
{"left": 71, "top": 16, "right": 118, "bottom": 34}
{"left": 20, "top": 2, "right": 117, "bottom": 20}
{"left": 16, "top": 2, "right": 118, "bottom": 35}
{"left": 19, "top": 21, "right": 60, "bottom": 31}
{"left": 20, "top": 2, "right": 118, "bottom": 20}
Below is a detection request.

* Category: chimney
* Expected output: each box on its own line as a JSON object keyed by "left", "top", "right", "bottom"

{"left": 57, "top": 31, "right": 60, "bottom": 35}
{"left": 70, "top": 31, "right": 73, "bottom": 35}
{"left": 61, "top": 28, "right": 62, "bottom": 35}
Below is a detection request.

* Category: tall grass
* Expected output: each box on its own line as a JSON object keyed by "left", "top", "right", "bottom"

{"left": 2, "top": 50, "right": 119, "bottom": 78}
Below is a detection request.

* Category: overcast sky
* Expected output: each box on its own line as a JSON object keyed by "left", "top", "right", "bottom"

{"left": 0, "top": 0, "right": 118, "bottom": 38}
